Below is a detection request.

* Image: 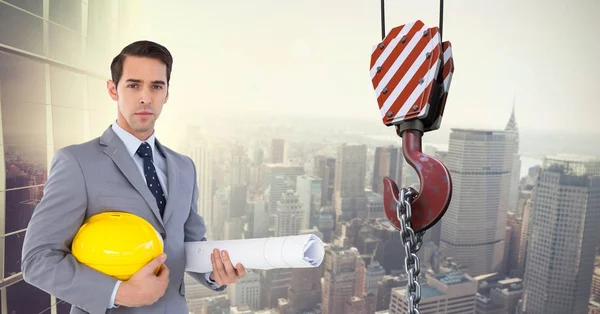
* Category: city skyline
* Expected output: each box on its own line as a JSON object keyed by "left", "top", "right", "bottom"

{"left": 1, "top": 0, "right": 600, "bottom": 313}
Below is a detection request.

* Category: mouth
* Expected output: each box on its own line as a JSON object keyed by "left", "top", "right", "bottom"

{"left": 135, "top": 112, "right": 153, "bottom": 116}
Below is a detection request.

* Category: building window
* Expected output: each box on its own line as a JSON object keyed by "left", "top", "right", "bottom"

{"left": 49, "top": 0, "right": 82, "bottom": 33}
{"left": 5, "top": 186, "right": 43, "bottom": 233}
{"left": 49, "top": 22, "right": 84, "bottom": 67}
{"left": 4, "top": 0, "right": 43, "bottom": 16}
{"left": 0, "top": 2, "right": 44, "bottom": 55}
{"left": 0, "top": 51, "right": 47, "bottom": 105}
{"left": 57, "top": 298, "right": 72, "bottom": 313}
{"left": 6, "top": 278, "right": 51, "bottom": 314}
{"left": 50, "top": 65, "right": 86, "bottom": 109}
{"left": 52, "top": 106, "right": 86, "bottom": 150}
{"left": 1, "top": 98, "right": 47, "bottom": 189}
{"left": 4, "top": 230, "right": 26, "bottom": 278}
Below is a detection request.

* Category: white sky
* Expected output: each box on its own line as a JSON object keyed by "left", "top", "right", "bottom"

{"left": 120, "top": 0, "right": 600, "bottom": 133}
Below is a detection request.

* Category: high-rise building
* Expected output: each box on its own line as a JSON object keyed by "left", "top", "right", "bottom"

{"left": 371, "top": 146, "right": 403, "bottom": 195}
{"left": 211, "top": 187, "right": 229, "bottom": 240}
{"left": 187, "top": 139, "right": 213, "bottom": 226}
{"left": 296, "top": 175, "right": 322, "bottom": 230}
{"left": 313, "top": 155, "right": 335, "bottom": 206}
{"left": 0, "top": 1, "right": 142, "bottom": 313}
{"left": 521, "top": 155, "right": 600, "bottom": 314}
{"left": 333, "top": 143, "right": 367, "bottom": 222}
{"left": 440, "top": 129, "right": 517, "bottom": 277}
{"left": 228, "top": 270, "right": 261, "bottom": 311}
{"left": 287, "top": 230, "right": 324, "bottom": 312}
{"left": 245, "top": 199, "right": 269, "bottom": 239}
{"left": 390, "top": 270, "right": 478, "bottom": 314}
{"left": 228, "top": 184, "right": 247, "bottom": 220}
{"left": 270, "top": 138, "right": 286, "bottom": 163}
{"left": 505, "top": 103, "right": 521, "bottom": 213}
{"left": 505, "top": 212, "right": 523, "bottom": 277}
{"left": 275, "top": 190, "right": 303, "bottom": 237}
{"left": 321, "top": 246, "right": 362, "bottom": 314}
{"left": 260, "top": 163, "right": 304, "bottom": 213}
{"left": 230, "top": 144, "right": 250, "bottom": 186}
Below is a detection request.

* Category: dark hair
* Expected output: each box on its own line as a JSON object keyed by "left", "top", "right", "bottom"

{"left": 110, "top": 40, "right": 173, "bottom": 87}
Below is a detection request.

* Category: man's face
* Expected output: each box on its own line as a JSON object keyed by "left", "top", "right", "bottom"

{"left": 107, "top": 56, "right": 169, "bottom": 138}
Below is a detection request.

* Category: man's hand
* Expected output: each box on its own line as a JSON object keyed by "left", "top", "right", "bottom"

{"left": 115, "top": 253, "right": 170, "bottom": 307}
{"left": 209, "top": 249, "right": 246, "bottom": 285}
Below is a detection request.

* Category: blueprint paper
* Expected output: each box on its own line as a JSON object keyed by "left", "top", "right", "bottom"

{"left": 184, "top": 234, "right": 325, "bottom": 273}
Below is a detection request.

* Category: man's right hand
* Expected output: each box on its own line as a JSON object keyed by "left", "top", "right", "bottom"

{"left": 114, "top": 253, "right": 170, "bottom": 307}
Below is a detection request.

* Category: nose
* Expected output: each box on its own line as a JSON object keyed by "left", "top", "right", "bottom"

{"left": 139, "top": 90, "right": 151, "bottom": 105}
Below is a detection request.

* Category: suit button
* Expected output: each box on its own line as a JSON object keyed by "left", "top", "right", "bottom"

{"left": 160, "top": 232, "right": 166, "bottom": 240}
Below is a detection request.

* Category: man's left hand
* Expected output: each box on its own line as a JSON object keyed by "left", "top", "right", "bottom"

{"left": 210, "top": 249, "right": 246, "bottom": 285}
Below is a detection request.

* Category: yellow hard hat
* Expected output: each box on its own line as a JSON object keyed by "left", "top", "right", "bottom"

{"left": 71, "top": 211, "right": 164, "bottom": 280}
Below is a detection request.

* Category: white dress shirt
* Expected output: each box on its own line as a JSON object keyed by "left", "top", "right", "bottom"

{"left": 107, "top": 121, "right": 219, "bottom": 309}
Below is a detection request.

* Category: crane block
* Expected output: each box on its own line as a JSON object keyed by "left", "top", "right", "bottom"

{"left": 370, "top": 20, "right": 454, "bottom": 131}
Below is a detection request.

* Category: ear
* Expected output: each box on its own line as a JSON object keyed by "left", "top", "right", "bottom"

{"left": 164, "top": 87, "right": 169, "bottom": 103}
{"left": 107, "top": 80, "right": 118, "bottom": 101}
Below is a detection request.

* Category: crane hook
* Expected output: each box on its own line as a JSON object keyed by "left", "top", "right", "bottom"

{"left": 382, "top": 121, "right": 452, "bottom": 233}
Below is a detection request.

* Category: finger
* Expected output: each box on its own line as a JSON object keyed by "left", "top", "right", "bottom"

{"left": 158, "top": 264, "right": 170, "bottom": 279}
{"left": 211, "top": 250, "right": 224, "bottom": 284}
{"left": 221, "top": 251, "right": 237, "bottom": 279}
{"left": 236, "top": 263, "right": 246, "bottom": 278}
{"left": 139, "top": 253, "right": 167, "bottom": 276}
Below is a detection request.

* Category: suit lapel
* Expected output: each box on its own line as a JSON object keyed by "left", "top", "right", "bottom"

{"left": 100, "top": 127, "right": 165, "bottom": 228}
{"left": 156, "top": 139, "right": 179, "bottom": 224}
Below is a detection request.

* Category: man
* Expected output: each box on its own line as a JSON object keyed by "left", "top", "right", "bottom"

{"left": 21, "top": 40, "right": 245, "bottom": 314}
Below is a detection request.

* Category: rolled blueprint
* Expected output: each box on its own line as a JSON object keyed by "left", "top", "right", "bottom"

{"left": 184, "top": 234, "right": 325, "bottom": 273}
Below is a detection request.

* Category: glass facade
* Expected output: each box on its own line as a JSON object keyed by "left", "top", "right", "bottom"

{"left": 0, "top": 0, "right": 135, "bottom": 312}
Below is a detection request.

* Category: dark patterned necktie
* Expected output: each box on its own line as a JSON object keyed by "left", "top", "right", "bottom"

{"left": 136, "top": 142, "right": 166, "bottom": 217}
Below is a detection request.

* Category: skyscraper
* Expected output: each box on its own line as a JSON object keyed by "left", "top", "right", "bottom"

{"left": 261, "top": 163, "right": 304, "bottom": 213}
{"left": 187, "top": 139, "right": 213, "bottom": 227}
{"left": 229, "top": 144, "right": 249, "bottom": 186}
{"left": 275, "top": 190, "right": 304, "bottom": 237}
{"left": 296, "top": 175, "right": 323, "bottom": 230}
{"left": 521, "top": 155, "right": 600, "bottom": 314}
{"left": 313, "top": 155, "right": 335, "bottom": 206}
{"left": 371, "top": 146, "right": 403, "bottom": 195}
{"left": 270, "top": 138, "right": 286, "bottom": 164}
{"left": 440, "top": 129, "right": 517, "bottom": 277}
{"left": 321, "top": 246, "right": 362, "bottom": 314}
{"left": 333, "top": 143, "right": 367, "bottom": 222}
{"left": 505, "top": 103, "right": 521, "bottom": 213}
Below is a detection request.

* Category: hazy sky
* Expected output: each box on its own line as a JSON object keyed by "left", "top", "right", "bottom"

{"left": 123, "top": 0, "right": 599, "bottom": 133}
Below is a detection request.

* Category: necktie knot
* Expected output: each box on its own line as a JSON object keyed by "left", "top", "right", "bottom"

{"left": 136, "top": 142, "right": 153, "bottom": 159}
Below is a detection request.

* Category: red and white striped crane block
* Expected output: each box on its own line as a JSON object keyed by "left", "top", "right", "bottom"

{"left": 370, "top": 20, "right": 454, "bottom": 129}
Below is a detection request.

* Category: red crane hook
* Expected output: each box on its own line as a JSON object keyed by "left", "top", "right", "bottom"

{"left": 382, "top": 124, "right": 452, "bottom": 233}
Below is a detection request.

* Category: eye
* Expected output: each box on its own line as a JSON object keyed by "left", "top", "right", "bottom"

{"left": 153, "top": 85, "right": 163, "bottom": 90}
{"left": 127, "top": 83, "right": 138, "bottom": 88}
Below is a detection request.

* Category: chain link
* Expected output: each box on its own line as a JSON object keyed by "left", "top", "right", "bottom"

{"left": 397, "top": 187, "right": 425, "bottom": 314}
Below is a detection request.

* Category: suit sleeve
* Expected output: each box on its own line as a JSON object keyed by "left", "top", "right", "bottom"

{"left": 21, "top": 147, "right": 120, "bottom": 313}
{"left": 183, "top": 157, "right": 227, "bottom": 291}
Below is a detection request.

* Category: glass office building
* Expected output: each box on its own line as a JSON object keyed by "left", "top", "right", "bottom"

{"left": 0, "top": 0, "right": 141, "bottom": 312}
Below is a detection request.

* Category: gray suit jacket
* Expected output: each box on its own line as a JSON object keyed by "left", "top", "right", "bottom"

{"left": 21, "top": 126, "right": 225, "bottom": 314}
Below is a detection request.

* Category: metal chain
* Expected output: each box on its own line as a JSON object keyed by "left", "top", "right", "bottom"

{"left": 397, "top": 187, "right": 425, "bottom": 314}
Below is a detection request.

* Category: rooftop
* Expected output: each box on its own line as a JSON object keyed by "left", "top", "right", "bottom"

{"left": 396, "top": 285, "right": 443, "bottom": 298}
{"left": 543, "top": 154, "right": 600, "bottom": 176}
{"left": 365, "top": 190, "right": 383, "bottom": 202}
{"left": 432, "top": 270, "right": 472, "bottom": 286}
{"left": 450, "top": 128, "right": 512, "bottom": 134}
{"left": 421, "top": 285, "right": 444, "bottom": 298}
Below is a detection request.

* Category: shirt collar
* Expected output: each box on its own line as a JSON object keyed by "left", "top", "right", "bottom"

{"left": 111, "top": 121, "right": 158, "bottom": 158}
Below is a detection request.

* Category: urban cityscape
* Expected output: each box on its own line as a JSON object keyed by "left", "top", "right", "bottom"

{"left": 1, "top": 0, "right": 599, "bottom": 314}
